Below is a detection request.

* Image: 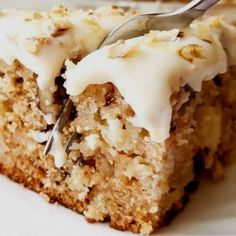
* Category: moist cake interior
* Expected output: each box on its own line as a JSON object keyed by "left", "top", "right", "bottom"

{"left": 0, "top": 3, "right": 236, "bottom": 235}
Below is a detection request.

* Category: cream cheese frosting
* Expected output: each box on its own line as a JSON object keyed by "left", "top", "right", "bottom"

{"left": 0, "top": 4, "right": 235, "bottom": 168}
{"left": 0, "top": 6, "right": 135, "bottom": 106}
{"left": 64, "top": 15, "right": 236, "bottom": 143}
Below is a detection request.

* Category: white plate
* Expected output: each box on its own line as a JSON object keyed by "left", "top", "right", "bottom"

{"left": 0, "top": 1, "right": 236, "bottom": 235}
{"left": 1, "top": 164, "right": 236, "bottom": 236}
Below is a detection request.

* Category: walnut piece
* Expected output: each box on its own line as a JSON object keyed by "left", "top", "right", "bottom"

{"left": 178, "top": 44, "right": 205, "bottom": 63}
{"left": 107, "top": 40, "right": 138, "bottom": 59}
{"left": 50, "top": 19, "right": 72, "bottom": 37}
{"left": 23, "top": 37, "right": 51, "bottom": 54}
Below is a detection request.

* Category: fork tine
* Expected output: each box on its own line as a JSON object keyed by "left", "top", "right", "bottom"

{"left": 99, "top": 0, "right": 215, "bottom": 48}
{"left": 64, "top": 132, "right": 82, "bottom": 154}
{"left": 44, "top": 99, "right": 74, "bottom": 155}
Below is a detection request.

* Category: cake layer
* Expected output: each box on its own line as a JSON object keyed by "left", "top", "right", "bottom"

{"left": 1, "top": 58, "right": 236, "bottom": 234}
{"left": 0, "top": 3, "right": 236, "bottom": 235}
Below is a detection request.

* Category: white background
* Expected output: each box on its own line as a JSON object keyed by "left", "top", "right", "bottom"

{"left": 1, "top": 164, "right": 236, "bottom": 236}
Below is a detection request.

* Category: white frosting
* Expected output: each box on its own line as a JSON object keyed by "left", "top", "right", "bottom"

{"left": 0, "top": 7, "right": 136, "bottom": 168}
{"left": 0, "top": 5, "right": 235, "bottom": 168}
{"left": 65, "top": 19, "right": 231, "bottom": 142}
{"left": 0, "top": 6, "right": 134, "bottom": 105}
{"left": 196, "top": 5, "right": 236, "bottom": 66}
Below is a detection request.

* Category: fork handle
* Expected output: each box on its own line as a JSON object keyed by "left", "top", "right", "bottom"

{"left": 174, "top": 0, "right": 220, "bottom": 15}
{"left": 195, "top": 0, "right": 220, "bottom": 11}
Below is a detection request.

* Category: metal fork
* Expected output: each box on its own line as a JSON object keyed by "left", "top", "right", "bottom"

{"left": 44, "top": 0, "right": 219, "bottom": 156}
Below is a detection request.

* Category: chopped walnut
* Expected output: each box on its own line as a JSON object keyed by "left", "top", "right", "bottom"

{"left": 178, "top": 44, "right": 205, "bottom": 63}
{"left": 51, "top": 27, "right": 70, "bottom": 37}
{"left": 83, "top": 18, "right": 104, "bottom": 35}
{"left": 208, "top": 17, "right": 223, "bottom": 28}
{"left": 51, "top": 6, "right": 69, "bottom": 17}
{"left": 50, "top": 19, "right": 72, "bottom": 37}
{"left": 23, "top": 39, "right": 39, "bottom": 54}
{"left": 32, "top": 12, "right": 43, "bottom": 20}
{"left": 177, "top": 31, "right": 185, "bottom": 38}
{"left": 25, "top": 11, "right": 43, "bottom": 21}
{"left": 145, "top": 34, "right": 160, "bottom": 47}
{"left": 193, "top": 17, "right": 223, "bottom": 41}
{"left": 107, "top": 40, "right": 138, "bottom": 59}
{"left": 23, "top": 37, "right": 51, "bottom": 54}
{"left": 145, "top": 29, "right": 179, "bottom": 47}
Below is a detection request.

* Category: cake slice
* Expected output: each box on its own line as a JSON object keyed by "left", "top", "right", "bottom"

{"left": 0, "top": 3, "right": 236, "bottom": 235}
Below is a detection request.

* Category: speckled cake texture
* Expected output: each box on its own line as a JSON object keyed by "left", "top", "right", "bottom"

{"left": 0, "top": 3, "right": 236, "bottom": 235}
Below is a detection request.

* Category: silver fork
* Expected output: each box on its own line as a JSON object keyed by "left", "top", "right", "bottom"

{"left": 44, "top": 0, "right": 219, "bottom": 156}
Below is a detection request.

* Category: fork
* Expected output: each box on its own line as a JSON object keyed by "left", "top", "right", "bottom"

{"left": 44, "top": 0, "right": 219, "bottom": 156}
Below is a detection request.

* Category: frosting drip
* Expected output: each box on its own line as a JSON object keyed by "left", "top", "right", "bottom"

{"left": 65, "top": 16, "right": 235, "bottom": 142}
{"left": 0, "top": 6, "right": 135, "bottom": 105}
{"left": 0, "top": 5, "right": 235, "bottom": 167}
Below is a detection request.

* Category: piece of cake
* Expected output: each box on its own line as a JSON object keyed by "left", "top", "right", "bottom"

{"left": 0, "top": 3, "right": 236, "bottom": 235}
